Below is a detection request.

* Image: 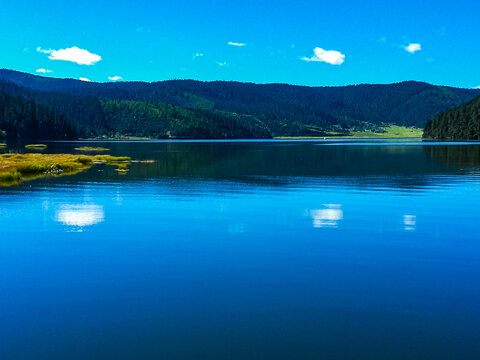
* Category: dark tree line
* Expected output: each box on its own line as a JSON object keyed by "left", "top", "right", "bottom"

{"left": 424, "top": 95, "right": 480, "bottom": 140}
{"left": 0, "top": 85, "right": 79, "bottom": 139}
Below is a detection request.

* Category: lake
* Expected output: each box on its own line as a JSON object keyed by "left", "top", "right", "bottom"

{"left": 1, "top": 139, "right": 479, "bottom": 360}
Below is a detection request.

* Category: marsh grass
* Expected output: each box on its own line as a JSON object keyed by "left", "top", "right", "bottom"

{"left": 25, "top": 144, "right": 48, "bottom": 150}
{"left": 0, "top": 143, "right": 6, "bottom": 147}
{"left": 0, "top": 153, "right": 131, "bottom": 186}
{"left": 74, "top": 147, "right": 110, "bottom": 152}
{"left": 93, "top": 155, "right": 131, "bottom": 162}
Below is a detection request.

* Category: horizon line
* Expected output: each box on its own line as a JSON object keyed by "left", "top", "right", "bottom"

{"left": 1, "top": 68, "right": 479, "bottom": 90}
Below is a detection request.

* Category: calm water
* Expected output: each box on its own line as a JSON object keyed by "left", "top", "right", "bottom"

{"left": 1, "top": 139, "right": 480, "bottom": 360}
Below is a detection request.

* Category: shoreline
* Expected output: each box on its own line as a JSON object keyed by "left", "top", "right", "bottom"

{"left": 0, "top": 153, "right": 131, "bottom": 187}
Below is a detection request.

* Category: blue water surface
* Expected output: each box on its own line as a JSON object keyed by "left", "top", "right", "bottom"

{"left": 0, "top": 140, "right": 479, "bottom": 360}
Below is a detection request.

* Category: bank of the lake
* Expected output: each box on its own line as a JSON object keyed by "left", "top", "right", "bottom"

{"left": 0, "top": 153, "right": 131, "bottom": 186}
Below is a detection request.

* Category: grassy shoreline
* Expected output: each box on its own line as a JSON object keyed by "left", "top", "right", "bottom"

{"left": 275, "top": 126, "right": 423, "bottom": 140}
{"left": 0, "top": 153, "right": 131, "bottom": 186}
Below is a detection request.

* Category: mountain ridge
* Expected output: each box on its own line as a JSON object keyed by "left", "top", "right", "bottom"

{"left": 0, "top": 69, "right": 479, "bottom": 140}
{"left": 0, "top": 69, "right": 441, "bottom": 87}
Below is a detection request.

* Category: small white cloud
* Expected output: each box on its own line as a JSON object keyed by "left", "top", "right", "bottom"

{"left": 228, "top": 42, "right": 247, "bottom": 47}
{"left": 36, "top": 68, "right": 52, "bottom": 73}
{"left": 405, "top": 43, "right": 422, "bottom": 53}
{"left": 79, "top": 77, "right": 91, "bottom": 82}
{"left": 377, "top": 36, "right": 387, "bottom": 43}
{"left": 37, "top": 46, "right": 101, "bottom": 65}
{"left": 473, "top": 86, "right": 480, "bottom": 89}
{"left": 301, "top": 47, "right": 345, "bottom": 65}
{"left": 217, "top": 61, "right": 228, "bottom": 66}
{"left": 108, "top": 75, "right": 122, "bottom": 81}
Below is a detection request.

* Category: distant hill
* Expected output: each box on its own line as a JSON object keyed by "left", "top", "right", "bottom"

{"left": 424, "top": 94, "right": 480, "bottom": 140}
{"left": 0, "top": 69, "right": 479, "bottom": 139}
{"left": 0, "top": 81, "right": 77, "bottom": 139}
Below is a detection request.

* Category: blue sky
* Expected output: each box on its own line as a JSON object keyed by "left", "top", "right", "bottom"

{"left": 1, "top": 0, "right": 479, "bottom": 87}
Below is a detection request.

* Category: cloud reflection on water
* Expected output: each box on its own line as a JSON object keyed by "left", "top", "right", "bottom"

{"left": 403, "top": 215, "right": 416, "bottom": 231}
{"left": 309, "top": 204, "right": 343, "bottom": 228}
{"left": 55, "top": 205, "right": 105, "bottom": 228}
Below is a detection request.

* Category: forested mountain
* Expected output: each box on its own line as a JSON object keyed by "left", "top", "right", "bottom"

{"left": 424, "top": 95, "right": 480, "bottom": 140}
{"left": 0, "top": 78, "right": 271, "bottom": 139}
{"left": 0, "top": 69, "right": 479, "bottom": 140}
{"left": 0, "top": 81, "right": 78, "bottom": 139}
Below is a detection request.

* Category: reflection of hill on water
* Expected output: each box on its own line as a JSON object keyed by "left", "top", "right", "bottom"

{"left": 9, "top": 141, "right": 476, "bottom": 193}
{"left": 423, "top": 145, "right": 480, "bottom": 169}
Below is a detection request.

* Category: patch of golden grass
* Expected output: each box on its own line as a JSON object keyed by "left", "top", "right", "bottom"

{"left": 25, "top": 144, "right": 48, "bottom": 149}
{"left": 92, "top": 155, "right": 131, "bottom": 162}
{"left": 0, "top": 143, "right": 6, "bottom": 147}
{"left": 0, "top": 153, "right": 131, "bottom": 186}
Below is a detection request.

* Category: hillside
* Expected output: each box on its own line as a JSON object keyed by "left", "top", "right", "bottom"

{"left": 0, "top": 69, "right": 479, "bottom": 139}
{"left": 0, "top": 80, "right": 270, "bottom": 139}
{"left": 0, "top": 81, "right": 77, "bottom": 139}
{"left": 424, "top": 94, "right": 480, "bottom": 140}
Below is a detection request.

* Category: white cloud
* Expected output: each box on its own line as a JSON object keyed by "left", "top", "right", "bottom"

{"left": 36, "top": 68, "right": 52, "bottom": 73}
{"left": 108, "top": 75, "right": 122, "bottom": 81}
{"left": 217, "top": 61, "right": 228, "bottom": 66}
{"left": 405, "top": 43, "right": 422, "bottom": 53}
{"left": 79, "top": 77, "right": 91, "bottom": 82}
{"left": 37, "top": 46, "right": 101, "bottom": 65}
{"left": 301, "top": 47, "right": 345, "bottom": 65}
{"left": 195, "top": 53, "right": 204, "bottom": 57}
{"left": 473, "top": 86, "right": 480, "bottom": 89}
{"left": 377, "top": 36, "right": 387, "bottom": 43}
{"left": 228, "top": 42, "right": 247, "bottom": 47}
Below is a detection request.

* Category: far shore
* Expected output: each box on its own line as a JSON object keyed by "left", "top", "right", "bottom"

{"left": 275, "top": 126, "right": 423, "bottom": 140}
{"left": 81, "top": 126, "right": 423, "bottom": 141}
